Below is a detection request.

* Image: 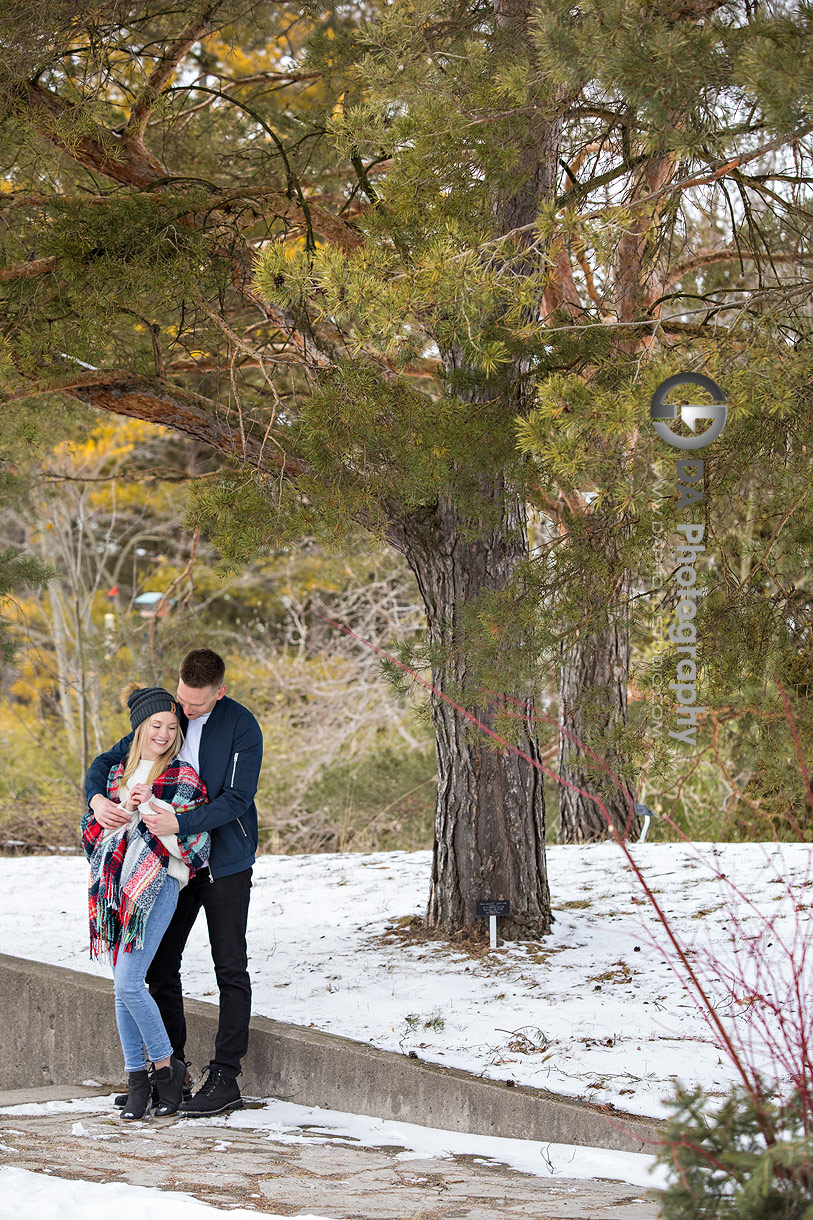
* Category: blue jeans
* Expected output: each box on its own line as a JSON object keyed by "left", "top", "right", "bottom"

{"left": 112, "top": 876, "right": 179, "bottom": 1072}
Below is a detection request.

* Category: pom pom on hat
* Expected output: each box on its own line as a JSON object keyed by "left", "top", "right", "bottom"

{"left": 119, "top": 681, "right": 140, "bottom": 710}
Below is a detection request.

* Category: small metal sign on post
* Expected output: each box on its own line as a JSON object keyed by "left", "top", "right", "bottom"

{"left": 476, "top": 900, "right": 510, "bottom": 950}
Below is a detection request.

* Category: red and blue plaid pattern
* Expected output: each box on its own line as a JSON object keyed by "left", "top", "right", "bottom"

{"left": 83, "top": 757, "right": 209, "bottom": 962}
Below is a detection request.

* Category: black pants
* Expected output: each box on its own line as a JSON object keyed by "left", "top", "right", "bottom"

{"left": 145, "top": 867, "right": 252, "bottom": 1077}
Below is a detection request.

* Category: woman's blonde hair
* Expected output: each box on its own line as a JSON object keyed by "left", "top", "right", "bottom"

{"left": 120, "top": 713, "right": 184, "bottom": 792}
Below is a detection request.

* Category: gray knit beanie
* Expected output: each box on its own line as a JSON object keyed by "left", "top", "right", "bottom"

{"left": 126, "top": 686, "right": 178, "bottom": 730}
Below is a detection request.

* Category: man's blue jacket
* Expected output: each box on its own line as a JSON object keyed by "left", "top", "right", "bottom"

{"left": 84, "top": 695, "right": 263, "bottom": 879}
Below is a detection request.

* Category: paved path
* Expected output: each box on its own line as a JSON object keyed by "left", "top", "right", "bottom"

{"left": 0, "top": 1088, "right": 661, "bottom": 1219}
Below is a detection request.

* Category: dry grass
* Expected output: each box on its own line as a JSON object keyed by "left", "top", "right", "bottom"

{"left": 373, "top": 913, "right": 497, "bottom": 957}
{"left": 0, "top": 799, "right": 83, "bottom": 855}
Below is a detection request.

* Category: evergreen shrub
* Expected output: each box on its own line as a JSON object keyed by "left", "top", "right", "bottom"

{"left": 657, "top": 1085, "right": 813, "bottom": 1220}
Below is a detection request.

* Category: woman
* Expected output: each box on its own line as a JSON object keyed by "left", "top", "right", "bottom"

{"left": 81, "top": 684, "right": 210, "bottom": 1120}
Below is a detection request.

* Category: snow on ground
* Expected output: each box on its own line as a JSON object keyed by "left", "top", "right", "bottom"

{"left": 0, "top": 1167, "right": 328, "bottom": 1220}
{"left": 0, "top": 1094, "right": 670, "bottom": 1189}
{"left": 0, "top": 842, "right": 809, "bottom": 1119}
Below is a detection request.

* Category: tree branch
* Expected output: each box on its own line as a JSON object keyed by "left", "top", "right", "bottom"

{"left": 15, "top": 81, "right": 362, "bottom": 251}
{"left": 19, "top": 79, "right": 167, "bottom": 187}
{"left": 0, "top": 256, "right": 57, "bottom": 280}
{"left": 5, "top": 372, "right": 305, "bottom": 478}
{"left": 556, "top": 152, "right": 650, "bottom": 207}
{"left": 223, "top": 186, "right": 362, "bottom": 253}
{"left": 475, "top": 122, "right": 813, "bottom": 250}
{"left": 0, "top": 192, "right": 50, "bottom": 216}
{"left": 664, "top": 247, "right": 812, "bottom": 288}
{"left": 125, "top": 3, "right": 227, "bottom": 142}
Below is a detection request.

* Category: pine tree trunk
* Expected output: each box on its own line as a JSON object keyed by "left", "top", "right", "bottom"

{"left": 557, "top": 614, "right": 640, "bottom": 843}
{"left": 391, "top": 480, "right": 551, "bottom": 941}
{"left": 380, "top": 0, "right": 560, "bottom": 939}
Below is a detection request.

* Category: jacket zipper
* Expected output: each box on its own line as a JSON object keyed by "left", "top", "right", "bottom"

{"left": 231, "top": 753, "right": 247, "bottom": 837}
{"left": 205, "top": 752, "right": 248, "bottom": 882}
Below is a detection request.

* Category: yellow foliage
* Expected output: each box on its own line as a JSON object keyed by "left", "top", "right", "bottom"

{"left": 50, "top": 419, "right": 162, "bottom": 483}
{"left": 44, "top": 418, "right": 183, "bottom": 513}
{"left": 201, "top": 36, "right": 294, "bottom": 77}
{"left": 281, "top": 236, "right": 308, "bottom": 261}
{"left": 7, "top": 651, "right": 47, "bottom": 707}
{"left": 198, "top": 29, "right": 329, "bottom": 107}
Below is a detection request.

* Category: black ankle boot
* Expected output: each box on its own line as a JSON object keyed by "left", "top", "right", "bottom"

{"left": 115, "top": 1062, "right": 192, "bottom": 1109}
{"left": 152, "top": 1056, "right": 185, "bottom": 1117}
{"left": 121, "top": 1069, "right": 151, "bottom": 1120}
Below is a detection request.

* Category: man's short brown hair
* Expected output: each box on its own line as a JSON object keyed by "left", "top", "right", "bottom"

{"left": 180, "top": 648, "right": 226, "bottom": 689}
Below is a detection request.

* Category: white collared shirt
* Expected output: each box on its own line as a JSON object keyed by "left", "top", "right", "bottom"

{"left": 177, "top": 710, "right": 211, "bottom": 774}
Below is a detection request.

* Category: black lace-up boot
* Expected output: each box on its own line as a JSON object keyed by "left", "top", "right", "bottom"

{"left": 179, "top": 1064, "right": 243, "bottom": 1117}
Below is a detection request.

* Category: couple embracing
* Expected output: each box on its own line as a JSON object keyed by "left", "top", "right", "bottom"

{"left": 81, "top": 648, "right": 263, "bottom": 1120}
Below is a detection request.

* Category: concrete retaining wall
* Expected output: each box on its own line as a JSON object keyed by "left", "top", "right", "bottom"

{"left": 0, "top": 952, "right": 660, "bottom": 1153}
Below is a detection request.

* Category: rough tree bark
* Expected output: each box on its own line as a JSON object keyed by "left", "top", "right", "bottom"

{"left": 554, "top": 156, "right": 675, "bottom": 842}
{"left": 555, "top": 517, "right": 640, "bottom": 843}
{"left": 390, "top": 481, "right": 550, "bottom": 939}
{"left": 557, "top": 612, "right": 638, "bottom": 843}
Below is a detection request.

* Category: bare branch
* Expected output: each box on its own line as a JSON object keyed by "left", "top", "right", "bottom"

{"left": 126, "top": 3, "right": 228, "bottom": 142}
{"left": 5, "top": 371, "right": 305, "bottom": 478}
{"left": 664, "top": 248, "right": 813, "bottom": 288}
{"left": 150, "top": 322, "right": 166, "bottom": 379}
{"left": 149, "top": 528, "right": 201, "bottom": 662}
{"left": 195, "top": 68, "right": 323, "bottom": 88}
{"left": 166, "top": 354, "right": 303, "bottom": 372}
{"left": 0, "top": 256, "right": 57, "bottom": 280}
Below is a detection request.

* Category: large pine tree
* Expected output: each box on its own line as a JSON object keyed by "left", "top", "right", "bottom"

{"left": 1, "top": 0, "right": 811, "bottom": 929}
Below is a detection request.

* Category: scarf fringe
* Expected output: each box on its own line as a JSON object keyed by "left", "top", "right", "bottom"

{"left": 117, "top": 892, "right": 148, "bottom": 952}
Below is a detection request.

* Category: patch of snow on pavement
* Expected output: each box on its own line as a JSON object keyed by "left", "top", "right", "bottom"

{"left": 0, "top": 1098, "right": 113, "bottom": 1118}
{"left": 186, "top": 1096, "right": 670, "bottom": 1189}
{"left": 0, "top": 1167, "right": 332, "bottom": 1220}
{"left": 0, "top": 1094, "right": 667, "bottom": 1190}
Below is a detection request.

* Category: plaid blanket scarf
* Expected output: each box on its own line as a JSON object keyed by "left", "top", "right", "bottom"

{"left": 82, "top": 758, "right": 209, "bottom": 962}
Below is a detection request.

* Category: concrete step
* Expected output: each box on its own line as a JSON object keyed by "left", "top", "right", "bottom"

{"left": 0, "top": 952, "right": 660, "bottom": 1154}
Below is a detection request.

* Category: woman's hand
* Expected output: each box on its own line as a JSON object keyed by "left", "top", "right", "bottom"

{"left": 128, "top": 782, "right": 153, "bottom": 809}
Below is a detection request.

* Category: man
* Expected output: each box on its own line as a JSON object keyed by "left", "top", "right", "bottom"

{"left": 85, "top": 648, "right": 263, "bottom": 1115}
